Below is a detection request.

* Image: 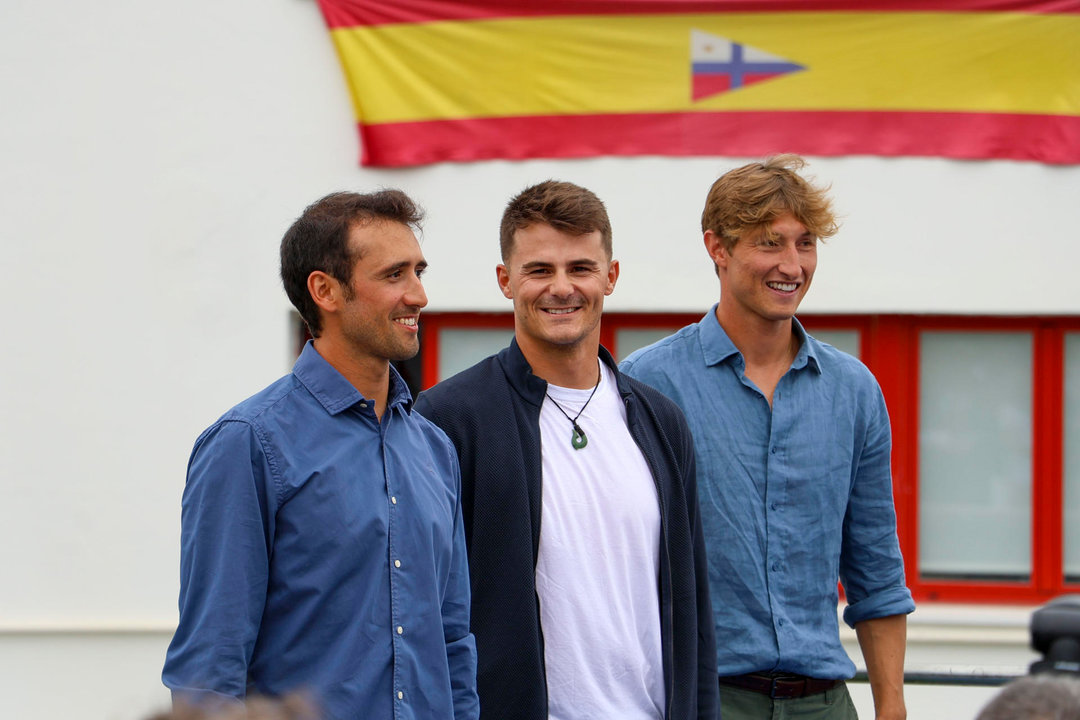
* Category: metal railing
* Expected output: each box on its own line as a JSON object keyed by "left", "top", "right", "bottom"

{"left": 852, "top": 670, "right": 1021, "bottom": 687}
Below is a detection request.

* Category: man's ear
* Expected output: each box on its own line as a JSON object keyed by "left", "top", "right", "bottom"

{"left": 704, "top": 230, "right": 730, "bottom": 270}
{"left": 496, "top": 264, "right": 513, "bottom": 300}
{"left": 605, "top": 259, "right": 620, "bottom": 296}
{"left": 308, "top": 271, "right": 341, "bottom": 314}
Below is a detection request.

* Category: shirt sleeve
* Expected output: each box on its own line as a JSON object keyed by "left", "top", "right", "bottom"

{"left": 440, "top": 449, "right": 480, "bottom": 720}
{"left": 162, "top": 420, "right": 274, "bottom": 702}
{"left": 840, "top": 387, "right": 916, "bottom": 628}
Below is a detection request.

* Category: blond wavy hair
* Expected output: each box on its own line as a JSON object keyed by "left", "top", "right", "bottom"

{"left": 701, "top": 154, "right": 838, "bottom": 251}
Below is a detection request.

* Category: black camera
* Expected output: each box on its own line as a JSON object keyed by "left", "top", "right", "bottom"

{"left": 1030, "top": 595, "right": 1080, "bottom": 675}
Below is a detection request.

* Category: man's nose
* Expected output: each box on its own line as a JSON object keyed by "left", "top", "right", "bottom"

{"left": 406, "top": 273, "right": 428, "bottom": 308}
{"left": 549, "top": 270, "right": 574, "bottom": 296}
{"left": 777, "top": 245, "right": 801, "bottom": 275}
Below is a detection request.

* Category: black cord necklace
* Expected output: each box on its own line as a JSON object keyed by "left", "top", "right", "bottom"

{"left": 545, "top": 363, "right": 601, "bottom": 450}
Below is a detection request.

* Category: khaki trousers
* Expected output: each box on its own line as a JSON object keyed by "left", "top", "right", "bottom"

{"left": 718, "top": 681, "right": 859, "bottom": 720}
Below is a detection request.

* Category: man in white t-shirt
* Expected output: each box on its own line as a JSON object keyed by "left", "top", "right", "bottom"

{"left": 415, "top": 181, "right": 717, "bottom": 720}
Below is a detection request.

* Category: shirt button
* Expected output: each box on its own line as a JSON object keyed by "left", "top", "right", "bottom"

{"left": 778, "top": 619, "right": 786, "bottom": 626}
{"left": 391, "top": 496, "right": 397, "bottom": 505}
{"left": 397, "top": 691, "right": 404, "bottom": 700}
{"left": 770, "top": 447, "right": 777, "bottom": 455}
{"left": 772, "top": 562, "right": 781, "bottom": 572}
{"left": 770, "top": 503, "right": 778, "bottom": 511}
{"left": 394, "top": 559, "right": 401, "bottom": 568}
{"left": 397, "top": 626, "right": 404, "bottom": 635}
{"left": 359, "top": 402, "right": 368, "bottom": 409}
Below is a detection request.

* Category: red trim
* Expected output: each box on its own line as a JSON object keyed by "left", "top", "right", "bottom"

{"left": 318, "top": 0, "right": 1080, "bottom": 28}
{"left": 420, "top": 316, "right": 441, "bottom": 391}
{"left": 358, "top": 111, "right": 1080, "bottom": 167}
{"left": 914, "top": 581, "right": 1053, "bottom": 604}
{"left": 599, "top": 324, "right": 617, "bottom": 356}
{"left": 1034, "top": 325, "right": 1065, "bottom": 593}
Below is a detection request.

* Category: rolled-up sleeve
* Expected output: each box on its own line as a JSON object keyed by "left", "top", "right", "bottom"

{"left": 162, "top": 420, "right": 274, "bottom": 701}
{"left": 840, "top": 390, "right": 915, "bottom": 628}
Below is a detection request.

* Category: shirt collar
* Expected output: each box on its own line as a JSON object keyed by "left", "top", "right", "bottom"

{"left": 698, "top": 304, "right": 821, "bottom": 375}
{"left": 791, "top": 319, "right": 822, "bottom": 375}
{"left": 292, "top": 340, "right": 414, "bottom": 416}
{"left": 698, "top": 304, "right": 741, "bottom": 367}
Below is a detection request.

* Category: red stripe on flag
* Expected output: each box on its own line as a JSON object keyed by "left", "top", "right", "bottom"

{"left": 317, "top": 0, "right": 1080, "bottom": 28}
{"left": 357, "top": 111, "right": 1080, "bottom": 166}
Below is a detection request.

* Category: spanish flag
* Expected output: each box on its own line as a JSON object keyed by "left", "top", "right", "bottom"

{"left": 316, "top": 0, "right": 1080, "bottom": 167}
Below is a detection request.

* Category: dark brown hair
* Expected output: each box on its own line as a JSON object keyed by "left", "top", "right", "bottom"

{"left": 280, "top": 190, "right": 423, "bottom": 336}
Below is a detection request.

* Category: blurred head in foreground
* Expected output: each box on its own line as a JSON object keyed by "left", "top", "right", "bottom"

{"left": 976, "top": 674, "right": 1080, "bottom": 720}
{"left": 145, "top": 694, "right": 319, "bottom": 720}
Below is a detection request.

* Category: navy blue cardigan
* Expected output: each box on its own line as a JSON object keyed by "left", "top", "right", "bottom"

{"left": 415, "top": 340, "right": 718, "bottom": 720}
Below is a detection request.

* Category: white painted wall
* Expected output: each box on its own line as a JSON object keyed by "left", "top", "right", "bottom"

{"left": 1, "top": 1, "right": 1076, "bottom": 718}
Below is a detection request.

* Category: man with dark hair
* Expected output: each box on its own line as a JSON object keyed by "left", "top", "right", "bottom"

{"left": 163, "top": 190, "right": 479, "bottom": 720}
{"left": 622, "top": 155, "right": 914, "bottom": 720}
{"left": 415, "top": 180, "right": 717, "bottom": 720}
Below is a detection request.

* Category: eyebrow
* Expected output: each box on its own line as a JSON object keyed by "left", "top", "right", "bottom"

{"left": 520, "top": 259, "right": 601, "bottom": 269}
{"left": 380, "top": 259, "right": 427, "bottom": 276}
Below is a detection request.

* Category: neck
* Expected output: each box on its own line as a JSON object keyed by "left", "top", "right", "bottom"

{"left": 312, "top": 335, "right": 392, "bottom": 418}
{"left": 715, "top": 302, "right": 799, "bottom": 368}
{"left": 517, "top": 335, "right": 601, "bottom": 389}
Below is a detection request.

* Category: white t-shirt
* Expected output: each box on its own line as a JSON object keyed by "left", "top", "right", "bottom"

{"left": 536, "top": 360, "right": 664, "bottom": 720}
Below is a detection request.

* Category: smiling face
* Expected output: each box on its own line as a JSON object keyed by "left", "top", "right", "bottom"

{"left": 497, "top": 222, "right": 618, "bottom": 359}
{"left": 334, "top": 219, "right": 428, "bottom": 365}
{"left": 709, "top": 212, "right": 817, "bottom": 327}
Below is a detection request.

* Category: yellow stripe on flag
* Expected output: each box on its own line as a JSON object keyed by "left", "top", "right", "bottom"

{"left": 329, "top": 12, "right": 1080, "bottom": 124}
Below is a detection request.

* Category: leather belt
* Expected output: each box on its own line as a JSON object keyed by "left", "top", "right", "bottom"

{"left": 718, "top": 673, "right": 842, "bottom": 700}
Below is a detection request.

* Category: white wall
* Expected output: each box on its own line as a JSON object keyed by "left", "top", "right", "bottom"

{"left": 1, "top": 1, "right": 1077, "bottom": 718}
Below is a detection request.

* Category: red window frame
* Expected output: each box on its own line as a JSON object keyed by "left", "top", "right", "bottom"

{"left": 873, "top": 315, "right": 1080, "bottom": 604}
{"left": 419, "top": 311, "right": 1080, "bottom": 604}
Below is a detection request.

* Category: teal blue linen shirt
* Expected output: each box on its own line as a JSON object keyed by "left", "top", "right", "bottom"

{"left": 621, "top": 307, "right": 914, "bottom": 679}
{"left": 163, "top": 341, "right": 478, "bottom": 720}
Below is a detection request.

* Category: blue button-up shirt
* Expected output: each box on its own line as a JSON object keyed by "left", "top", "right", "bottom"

{"left": 621, "top": 307, "right": 914, "bottom": 679}
{"left": 163, "top": 342, "right": 478, "bottom": 720}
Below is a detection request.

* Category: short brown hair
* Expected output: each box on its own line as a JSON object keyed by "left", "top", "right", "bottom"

{"left": 499, "top": 180, "right": 612, "bottom": 262}
{"left": 701, "top": 154, "right": 838, "bottom": 251}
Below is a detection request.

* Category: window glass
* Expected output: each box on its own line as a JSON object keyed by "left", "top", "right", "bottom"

{"left": 918, "top": 332, "right": 1033, "bottom": 580}
{"left": 614, "top": 328, "right": 681, "bottom": 362}
{"left": 1065, "top": 334, "right": 1080, "bottom": 581}
{"left": 438, "top": 328, "right": 514, "bottom": 382}
{"left": 806, "top": 329, "right": 860, "bottom": 359}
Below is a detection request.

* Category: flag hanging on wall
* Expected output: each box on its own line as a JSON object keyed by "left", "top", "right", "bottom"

{"left": 315, "top": 0, "right": 1080, "bottom": 167}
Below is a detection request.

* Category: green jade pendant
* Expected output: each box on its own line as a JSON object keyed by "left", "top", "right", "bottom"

{"left": 571, "top": 423, "right": 588, "bottom": 450}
